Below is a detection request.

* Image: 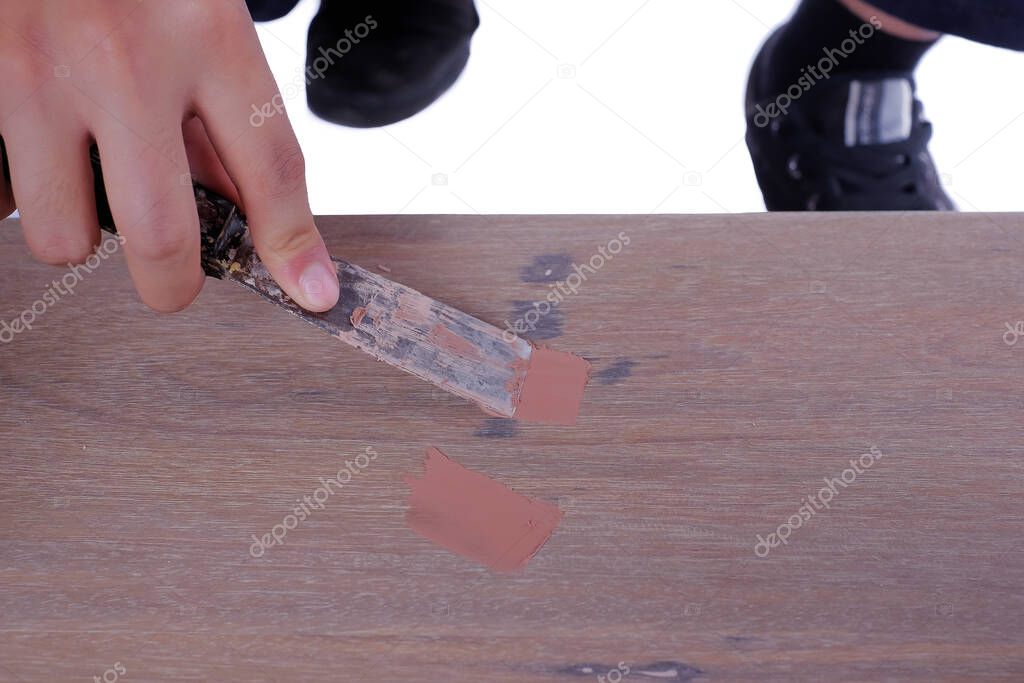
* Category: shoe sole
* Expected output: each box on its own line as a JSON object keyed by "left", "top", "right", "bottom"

{"left": 307, "top": 42, "right": 472, "bottom": 128}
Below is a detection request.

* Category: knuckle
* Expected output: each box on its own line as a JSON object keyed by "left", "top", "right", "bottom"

{"left": 24, "top": 168, "right": 81, "bottom": 218}
{"left": 141, "top": 128, "right": 189, "bottom": 173}
{"left": 260, "top": 224, "right": 319, "bottom": 259}
{"left": 26, "top": 226, "right": 94, "bottom": 266}
{"left": 78, "top": 12, "right": 134, "bottom": 66}
{"left": 255, "top": 141, "right": 307, "bottom": 202}
{"left": 127, "top": 220, "right": 195, "bottom": 263}
{"left": 168, "top": 0, "right": 245, "bottom": 42}
{"left": 0, "top": 46, "right": 45, "bottom": 92}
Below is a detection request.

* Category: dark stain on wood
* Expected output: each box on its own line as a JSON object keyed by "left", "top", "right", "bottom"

{"left": 594, "top": 358, "right": 636, "bottom": 385}
{"left": 509, "top": 300, "right": 564, "bottom": 340}
{"left": 474, "top": 418, "right": 518, "bottom": 439}
{"left": 520, "top": 253, "right": 573, "bottom": 283}
{"left": 289, "top": 390, "right": 335, "bottom": 403}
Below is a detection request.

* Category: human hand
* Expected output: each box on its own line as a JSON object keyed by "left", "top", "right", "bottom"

{"left": 0, "top": 0, "right": 339, "bottom": 312}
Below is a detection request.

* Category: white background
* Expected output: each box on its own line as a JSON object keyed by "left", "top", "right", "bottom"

{"left": 257, "top": 0, "right": 1024, "bottom": 215}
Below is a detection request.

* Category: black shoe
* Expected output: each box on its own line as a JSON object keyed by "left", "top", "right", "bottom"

{"left": 305, "top": 0, "right": 479, "bottom": 128}
{"left": 745, "top": 30, "right": 954, "bottom": 211}
{"left": 246, "top": 0, "right": 302, "bottom": 22}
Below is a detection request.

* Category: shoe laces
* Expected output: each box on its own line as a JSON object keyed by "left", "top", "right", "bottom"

{"left": 776, "top": 107, "right": 939, "bottom": 210}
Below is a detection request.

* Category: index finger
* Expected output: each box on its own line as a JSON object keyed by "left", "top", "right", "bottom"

{"left": 194, "top": 17, "right": 338, "bottom": 312}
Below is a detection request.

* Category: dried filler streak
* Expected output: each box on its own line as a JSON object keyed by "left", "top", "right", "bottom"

{"left": 404, "top": 448, "right": 563, "bottom": 572}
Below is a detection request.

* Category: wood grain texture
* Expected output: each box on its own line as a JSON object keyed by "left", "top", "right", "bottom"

{"left": 1, "top": 212, "right": 1023, "bottom": 682}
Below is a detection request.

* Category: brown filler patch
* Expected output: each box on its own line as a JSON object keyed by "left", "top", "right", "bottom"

{"left": 511, "top": 346, "right": 591, "bottom": 426}
{"left": 403, "top": 447, "right": 563, "bottom": 572}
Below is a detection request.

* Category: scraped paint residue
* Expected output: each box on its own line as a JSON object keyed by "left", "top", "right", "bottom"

{"left": 350, "top": 306, "right": 367, "bottom": 327}
{"left": 511, "top": 346, "right": 591, "bottom": 425}
{"left": 428, "top": 323, "right": 481, "bottom": 360}
{"left": 403, "top": 447, "right": 563, "bottom": 572}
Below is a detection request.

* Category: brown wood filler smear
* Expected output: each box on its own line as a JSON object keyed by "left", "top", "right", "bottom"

{"left": 403, "top": 448, "right": 563, "bottom": 572}
{"left": 512, "top": 346, "right": 591, "bottom": 425}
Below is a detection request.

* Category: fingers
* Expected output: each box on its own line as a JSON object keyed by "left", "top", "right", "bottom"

{"left": 0, "top": 112, "right": 100, "bottom": 265}
{"left": 183, "top": 116, "right": 240, "bottom": 206}
{"left": 94, "top": 121, "right": 204, "bottom": 312}
{"left": 195, "top": 25, "right": 338, "bottom": 313}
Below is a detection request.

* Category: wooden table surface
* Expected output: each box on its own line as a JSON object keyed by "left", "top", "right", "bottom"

{"left": 1, "top": 212, "right": 1023, "bottom": 682}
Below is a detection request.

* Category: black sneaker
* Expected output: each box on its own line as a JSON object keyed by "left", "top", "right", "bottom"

{"left": 246, "top": 0, "right": 302, "bottom": 22}
{"left": 745, "top": 30, "right": 954, "bottom": 211}
{"left": 306, "top": 0, "right": 479, "bottom": 128}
